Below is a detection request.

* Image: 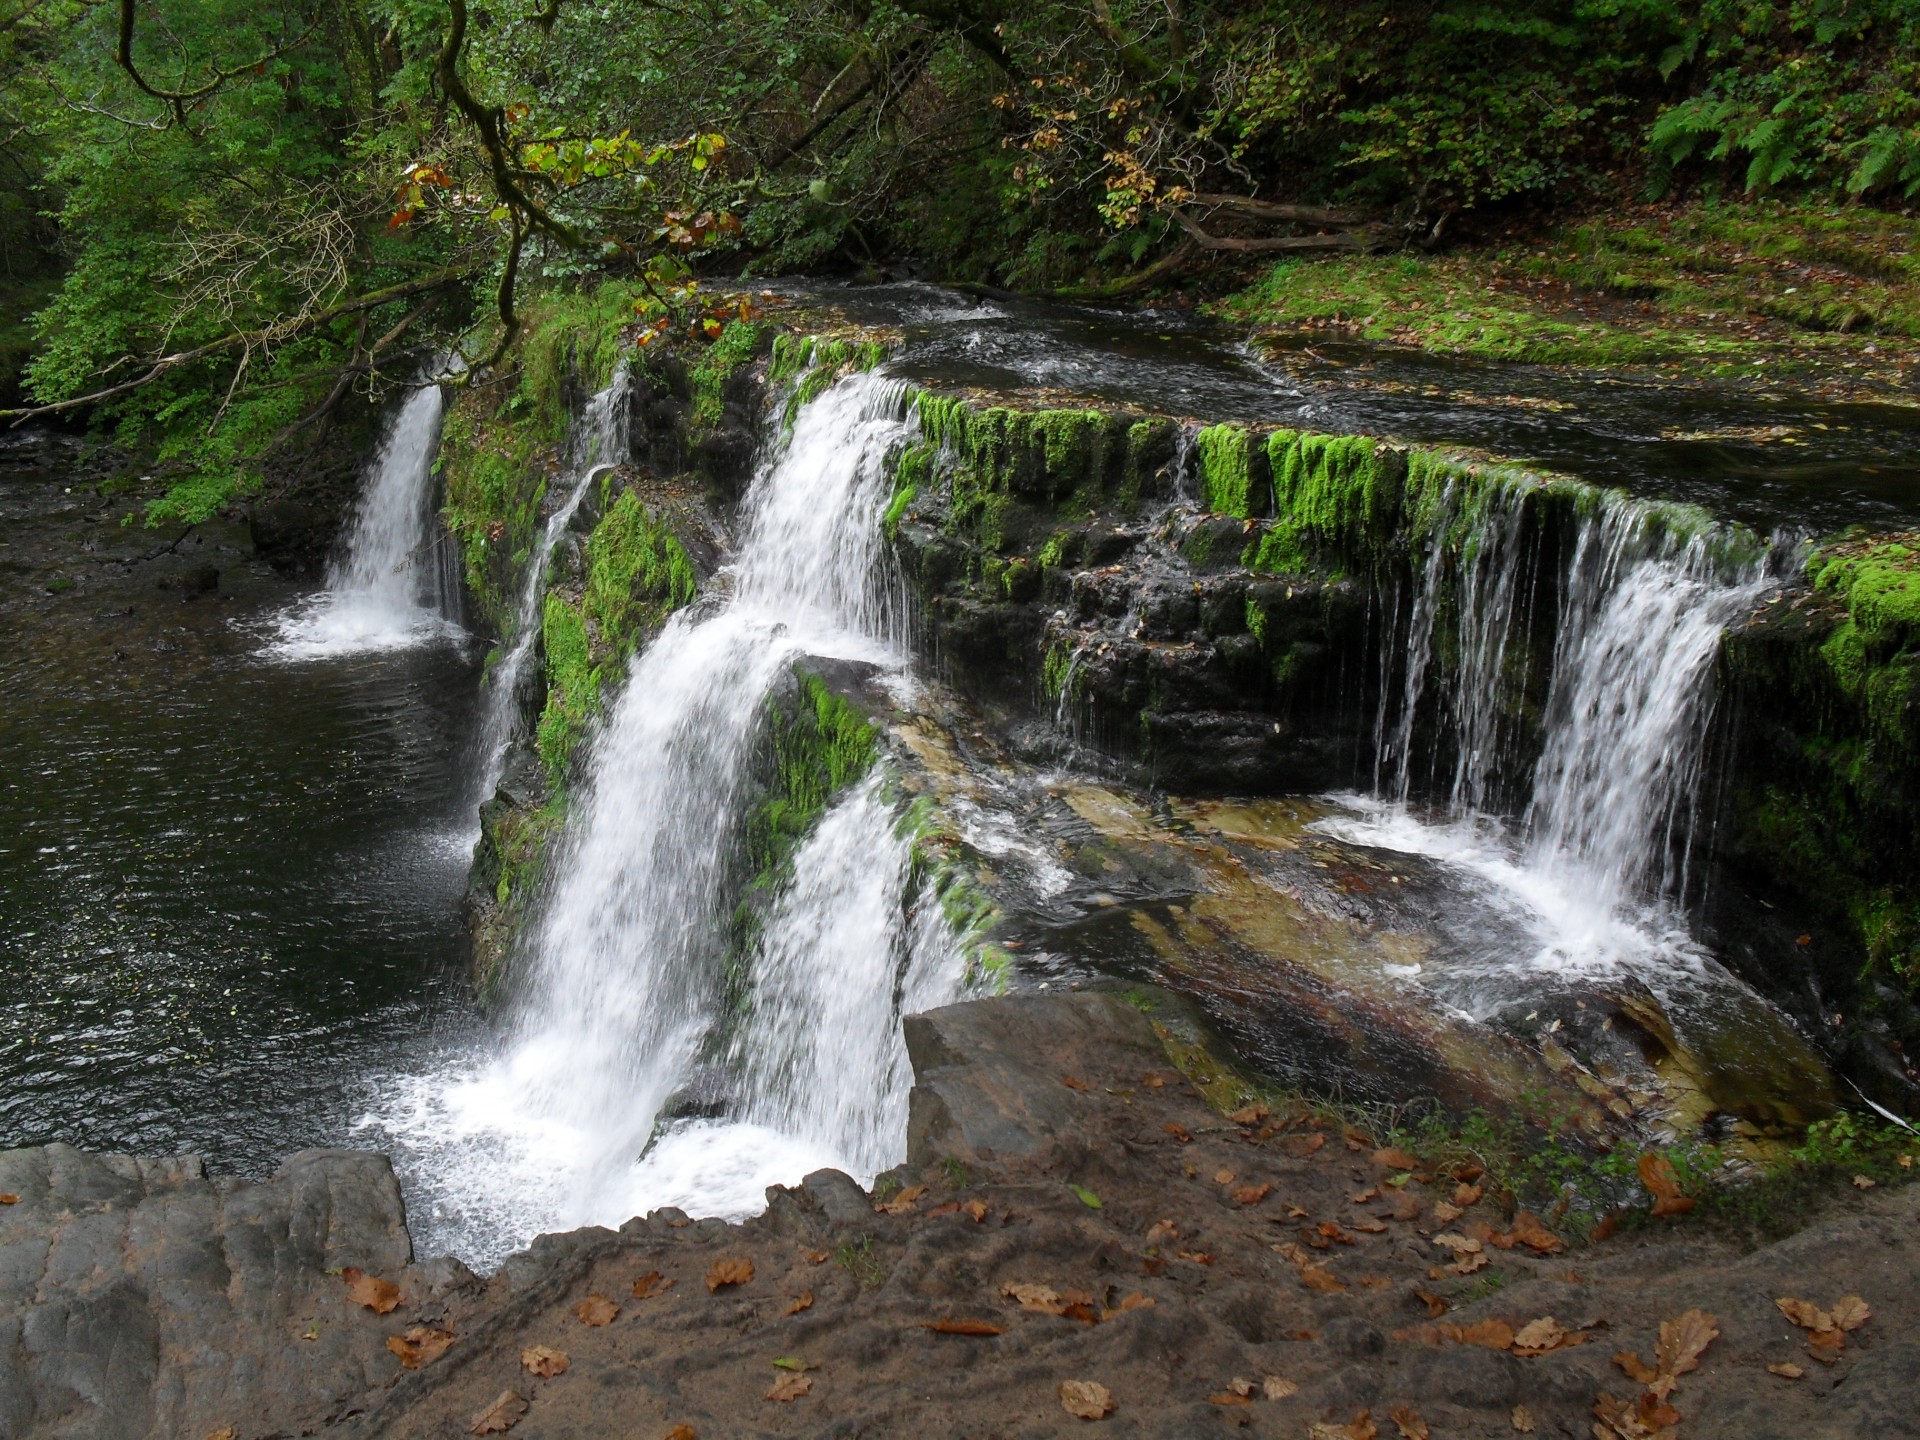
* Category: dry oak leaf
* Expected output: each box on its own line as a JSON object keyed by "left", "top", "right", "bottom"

{"left": 387, "top": 1326, "right": 454, "bottom": 1370}
{"left": 573, "top": 1295, "right": 619, "bottom": 1326}
{"left": 1309, "top": 1411, "right": 1379, "bottom": 1440}
{"left": 1511, "top": 1317, "right": 1582, "bottom": 1356}
{"left": 1059, "top": 1379, "right": 1114, "bottom": 1420}
{"left": 1768, "top": 1362, "right": 1805, "bottom": 1380}
{"left": 1061, "top": 1075, "right": 1090, "bottom": 1091}
{"left": 922, "top": 1316, "right": 1003, "bottom": 1335}
{"left": 1176, "top": 1250, "right": 1216, "bottom": 1266}
{"left": 1650, "top": 1308, "right": 1719, "bottom": 1395}
{"left": 1164, "top": 1122, "right": 1194, "bottom": 1144}
{"left": 520, "top": 1344, "right": 569, "bottom": 1378}
{"left": 1510, "top": 1404, "right": 1536, "bottom": 1433}
{"left": 1263, "top": 1375, "right": 1300, "bottom": 1399}
{"left": 876, "top": 1184, "right": 927, "bottom": 1215}
{"left": 0, "top": 1194, "right": 18, "bottom": 1205}
{"left": 1225, "top": 1376, "right": 1256, "bottom": 1398}
{"left": 1808, "top": 1326, "right": 1847, "bottom": 1363}
{"left": 1507, "top": 1211, "right": 1564, "bottom": 1255}
{"left": 1852, "top": 1173, "right": 1876, "bottom": 1189}
{"left": 962, "top": 1198, "right": 989, "bottom": 1222}
{"left": 1414, "top": 1289, "right": 1450, "bottom": 1318}
{"left": 1389, "top": 1403, "right": 1430, "bottom": 1440}
{"left": 664, "top": 1428, "right": 697, "bottom": 1440}
{"left": 1775, "top": 1297, "right": 1833, "bottom": 1332}
{"left": 1231, "top": 1183, "right": 1272, "bottom": 1206}
{"left": 1003, "top": 1282, "right": 1065, "bottom": 1314}
{"left": 631, "top": 1270, "right": 675, "bottom": 1300}
{"left": 206, "top": 1429, "right": 234, "bottom": 1439}
{"left": 1300, "top": 1266, "right": 1347, "bottom": 1294}
{"left": 783, "top": 1291, "right": 814, "bottom": 1316}
{"left": 705, "top": 1258, "right": 753, "bottom": 1292}
{"left": 1454, "top": 1182, "right": 1484, "bottom": 1206}
{"left": 1230, "top": 1102, "right": 1271, "bottom": 1125}
{"left": 341, "top": 1267, "right": 401, "bottom": 1315}
{"left": 1831, "top": 1295, "right": 1872, "bottom": 1331}
{"left": 1432, "top": 1201, "right": 1463, "bottom": 1224}
{"left": 1637, "top": 1153, "right": 1696, "bottom": 1218}
{"left": 766, "top": 1371, "right": 812, "bottom": 1402}
{"left": 1352, "top": 1217, "right": 1389, "bottom": 1235}
{"left": 1145, "top": 1219, "right": 1179, "bottom": 1246}
{"left": 468, "top": 1390, "right": 527, "bottom": 1435}
{"left": 1213, "top": 1168, "right": 1237, "bottom": 1185}
{"left": 1455, "top": 1318, "right": 1517, "bottom": 1351}
{"left": 1282, "top": 1132, "right": 1326, "bottom": 1158}
{"left": 1350, "top": 1187, "right": 1379, "bottom": 1203}
{"left": 1209, "top": 1391, "right": 1253, "bottom": 1407}
{"left": 802, "top": 1248, "right": 829, "bottom": 1264}
{"left": 1373, "top": 1148, "right": 1421, "bottom": 1171}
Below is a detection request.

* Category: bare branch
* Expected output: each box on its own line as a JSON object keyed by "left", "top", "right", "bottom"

{"left": 114, "top": 0, "right": 315, "bottom": 125}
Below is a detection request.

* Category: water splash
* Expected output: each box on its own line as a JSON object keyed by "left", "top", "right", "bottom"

{"left": 271, "top": 383, "right": 464, "bottom": 658}
{"left": 363, "top": 370, "right": 967, "bottom": 1268}
{"left": 469, "top": 366, "right": 633, "bottom": 810}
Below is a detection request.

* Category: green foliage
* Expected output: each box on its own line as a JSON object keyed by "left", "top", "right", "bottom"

{"left": 585, "top": 490, "right": 699, "bottom": 660}
{"left": 744, "top": 673, "right": 881, "bottom": 893}
{"left": 537, "top": 594, "right": 597, "bottom": 780}
{"left": 688, "top": 320, "right": 767, "bottom": 430}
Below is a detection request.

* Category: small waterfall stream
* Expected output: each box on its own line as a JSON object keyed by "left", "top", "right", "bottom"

{"left": 373, "top": 371, "right": 965, "bottom": 1265}
{"left": 272, "top": 382, "right": 464, "bottom": 658}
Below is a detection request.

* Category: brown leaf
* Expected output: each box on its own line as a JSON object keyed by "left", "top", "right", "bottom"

{"left": 468, "top": 1390, "right": 527, "bottom": 1435}
{"left": 1316, "top": 1221, "right": 1357, "bottom": 1245}
{"left": 962, "top": 1198, "right": 989, "bottom": 1222}
{"left": 1650, "top": 1308, "right": 1718, "bottom": 1394}
{"left": 1163, "top": 1122, "right": 1193, "bottom": 1143}
{"left": 1209, "top": 1392, "right": 1252, "bottom": 1406}
{"left": 1143, "top": 1072, "right": 1166, "bottom": 1088}
{"left": 1768, "top": 1361, "right": 1804, "bottom": 1379}
{"left": 1613, "top": 1350, "right": 1659, "bottom": 1385}
{"left": 1454, "top": 1319, "right": 1516, "bottom": 1351}
{"left": 876, "top": 1185, "right": 928, "bottom": 1215}
{"left": 1281, "top": 1133, "right": 1325, "bottom": 1158}
{"left": 0, "top": 1194, "right": 18, "bottom": 1205}
{"left": 1389, "top": 1403, "right": 1430, "bottom": 1440}
{"left": 1145, "top": 1218, "right": 1179, "bottom": 1247}
{"left": 1373, "top": 1148, "right": 1421, "bottom": 1171}
{"left": 1003, "top": 1282, "right": 1064, "bottom": 1314}
{"left": 1061, "top": 1075, "right": 1090, "bottom": 1091}
{"left": 1226, "top": 1376, "right": 1256, "bottom": 1398}
{"left": 1775, "top": 1297, "right": 1833, "bottom": 1332}
{"left": 765, "top": 1371, "right": 812, "bottom": 1402}
{"left": 664, "top": 1427, "right": 697, "bottom": 1440}
{"left": 1176, "top": 1250, "right": 1215, "bottom": 1266}
{"left": 1230, "top": 1103, "right": 1271, "bottom": 1125}
{"left": 922, "top": 1317, "right": 1003, "bottom": 1335}
{"left": 1263, "top": 1375, "right": 1299, "bottom": 1399}
{"left": 1454, "top": 1182, "right": 1484, "bottom": 1207}
{"left": 705, "top": 1258, "right": 753, "bottom": 1292}
{"left": 1808, "top": 1326, "right": 1846, "bottom": 1363}
{"left": 1831, "top": 1295, "right": 1871, "bottom": 1331}
{"left": 1309, "top": 1411, "right": 1379, "bottom": 1440}
{"left": 631, "top": 1270, "right": 675, "bottom": 1300}
{"left": 1300, "top": 1266, "right": 1347, "bottom": 1293}
{"left": 1431, "top": 1201, "right": 1463, "bottom": 1223}
{"left": 1637, "top": 1153, "right": 1696, "bottom": 1217}
{"left": 1511, "top": 1317, "right": 1573, "bottom": 1356}
{"left": 1231, "top": 1183, "right": 1272, "bottom": 1206}
{"left": 1510, "top": 1404, "right": 1536, "bottom": 1432}
{"left": 1415, "top": 1289, "right": 1450, "bottom": 1318}
{"left": 802, "top": 1249, "right": 829, "bottom": 1264}
{"left": 1213, "top": 1167, "right": 1236, "bottom": 1185}
{"left": 1351, "top": 1217, "right": 1389, "bottom": 1234}
{"left": 573, "top": 1295, "right": 619, "bottom": 1327}
{"left": 1059, "top": 1379, "right": 1114, "bottom": 1420}
{"left": 342, "top": 1267, "right": 401, "bottom": 1315}
{"left": 520, "top": 1344, "right": 569, "bottom": 1378}
{"left": 783, "top": 1291, "right": 813, "bottom": 1316}
{"left": 386, "top": 1326, "right": 454, "bottom": 1370}
{"left": 206, "top": 1430, "right": 234, "bottom": 1440}
{"left": 1508, "top": 1212, "right": 1564, "bottom": 1255}
{"left": 1852, "top": 1173, "right": 1876, "bottom": 1189}
{"left": 1449, "top": 1250, "right": 1490, "bottom": 1276}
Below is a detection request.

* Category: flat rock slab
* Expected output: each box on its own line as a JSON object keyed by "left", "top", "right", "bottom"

{"left": 0, "top": 1144, "right": 435, "bottom": 1439}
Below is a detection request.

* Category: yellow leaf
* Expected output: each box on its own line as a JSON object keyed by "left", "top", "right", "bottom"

{"left": 1059, "top": 1379, "right": 1114, "bottom": 1420}
{"left": 467, "top": 1390, "right": 527, "bottom": 1435}
{"left": 520, "top": 1344, "right": 568, "bottom": 1378}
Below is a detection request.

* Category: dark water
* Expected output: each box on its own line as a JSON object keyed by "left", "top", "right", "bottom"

{"left": 788, "top": 280, "right": 1920, "bottom": 536}
{"left": 0, "top": 432, "right": 484, "bottom": 1174}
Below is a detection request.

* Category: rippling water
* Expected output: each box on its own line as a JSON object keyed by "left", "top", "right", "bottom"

{"left": 0, "top": 432, "right": 484, "bottom": 1174}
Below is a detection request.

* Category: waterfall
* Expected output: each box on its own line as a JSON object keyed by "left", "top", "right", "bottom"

{"left": 469, "top": 366, "right": 632, "bottom": 809}
{"left": 271, "top": 381, "right": 464, "bottom": 658}
{"left": 369, "top": 370, "right": 966, "bottom": 1266}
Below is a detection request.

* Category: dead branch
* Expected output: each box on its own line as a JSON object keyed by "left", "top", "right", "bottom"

{"left": 1182, "top": 193, "right": 1364, "bottom": 228}
{"left": 1171, "top": 210, "right": 1391, "bottom": 254}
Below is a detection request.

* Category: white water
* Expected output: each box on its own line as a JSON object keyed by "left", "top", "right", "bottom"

{"left": 469, "top": 366, "right": 632, "bottom": 808}
{"left": 1326, "top": 491, "right": 1768, "bottom": 992}
{"left": 364, "top": 371, "right": 967, "bottom": 1267}
{"left": 272, "top": 383, "right": 464, "bottom": 658}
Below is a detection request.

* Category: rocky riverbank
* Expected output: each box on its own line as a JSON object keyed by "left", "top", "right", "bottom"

{"left": 3, "top": 992, "right": 1913, "bottom": 1439}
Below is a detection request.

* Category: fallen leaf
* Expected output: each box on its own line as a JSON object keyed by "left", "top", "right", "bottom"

{"left": 1059, "top": 1380, "right": 1114, "bottom": 1420}
{"left": 922, "top": 1317, "right": 1003, "bottom": 1335}
{"left": 1350, "top": 1187, "right": 1379, "bottom": 1203}
{"left": 1070, "top": 1184, "right": 1102, "bottom": 1209}
{"left": 1231, "top": 1183, "right": 1272, "bottom": 1206}
{"left": 765, "top": 1371, "right": 812, "bottom": 1402}
{"left": 1450, "top": 1250, "right": 1490, "bottom": 1276}
{"left": 520, "top": 1344, "right": 569, "bottom": 1377}
{"left": 0, "top": 1194, "right": 18, "bottom": 1205}
{"left": 1106, "top": 1291, "right": 1155, "bottom": 1316}
{"left": 1003, "top": 1282, "right": 1064, "bottom": 1313}
{"left": 1308, "top": 1411, "right": 1379, "bottom": 1440}
{"left": 802, "top": 1249, "right": 829, "bottom": 1264}
{"left": 1432, "top": 1233, "right": 1481, "bottom": 1255}
{"left": 1300, "top": 1266, "right": 1347, "bottom": 1293}
{"left": 468, "top": 1390, "right": 527, "bottom": 1435}
{"left": 962, "top": 1198, "right": 989, "bottom": 1222}
{"left": 1637, "top": 1153, "right": 1696, "bottom": 1217}
{"left": 1373, "top": 1148, "right": 1420, "bottom": 1171}
{"left": 1831, "top": 1295, "right": 1871, "bottom": 1331}
{"left": 1415, "top": 1289, "right": 1450, "bottom": 1318}
{"left": 1144, "top": 1073, "right": 1166, "bottom": 1088}
{"left": 207, "top": 1429, "right": 234, "bottom": 1439}
{"left": 876, "top": 1185, "right": 927, "bottom": 1215}
{"left": 771, "top": 1356, "right": 811, "bottom": 1371}
{"left": 1062, "top": 1075, "right": 1090, "bottom": 1091}
{"left": 705, "top": 1258, "right": 753, "bottom": 1292}
{"left": 1230, "top": 1103, "right": 1271, "bottom": 1125}
{"left": 1352, "top": 1217, "right": 1389, "bottom": 1234}
{"left": 1226, "top": 1376, "right": 1256, "bottom": 1398}
{"left": 1145, "top": 1219, "right": 1179, "bottom": 1246}
{"left": 1454, "top": 1319, "right": 1516, "bottom": 1350}
{"left": 1263, "top": 1375, "right": 1300, "bottom": 1399}
{"left": 632, "top": 1271, "right": 675, "bottom": 1299}
{"left": 784, "top": 1291, "right": 813, "bottom": 1316}
{"left": 1648, "top": 1309, "right": 1718, "bottom": 1397}
{"left": 1177, "top": 1250, "right": 1215, "bottom": 1266}
{"left": 342, "top": 1267, "right": 401, "bottom": 1315}
{"left": 1613, "top": 1351, "right": 1659, "bottom": 1385}
{"left": 1287, "top": 1203, "right": 1311, "bottom": 1218}
{"left": 1281, "top": 1133, "right": 1325, "bottom": 1158}
{"left": 665, "top": 1427, "right": 697, "bottom": 1440}
{"left": 1389, "top": 1403, "right": 1430, "bottom": 1439}
{"left": 387, "top": 1326, "right": 454, "bottom": 1369}
{"left": 1775, "top": 1297, "right": 1833, "bottom": 1332}
{"left": 1768, "top": 1361, "right": 1804, "bottom": 1379}
{"left": 1431, "top": 1201, "right": 1463, "bottom": 1223}
{"left": 1454, "top": 1182, "right": 1484, "bottom": 1206}
{"left": 573, "top": 1295, "right": 619, "bottom": 1326}
{"left": 1213, "top": 1168, "right": 1237, "bottom": 1185}
{"left": 1209, "top": 1391, "right": 1252, "bottom": 1406}
{"left": 1164, "top": 1122, "right": 1193, "bottom": 1143}
{"left": 1511, "top": 1403, "right": 1536, "bottom": 1432}
{"left": 1808, "top": 1326, "right": 1846, "bottom": 1363}
{"left": 1316, "top": 1221, "right": 1357, "bottom": 1245}
{"left": 1508, "top": 1212, "right": 1564, "bottom": 1254}
{"left": 1852, "top": 1173, "right": 1876, "bottom": 1189}
{"left": 1511, "top": 1317, "right": 1575, "bottom": 1356}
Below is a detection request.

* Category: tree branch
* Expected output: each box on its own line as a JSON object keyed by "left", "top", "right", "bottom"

{"left": 114, "top": 0, "right": 314, "bottom": 125}
{"left": 1170, "top": 209, "right": 1390, "bottom": 253}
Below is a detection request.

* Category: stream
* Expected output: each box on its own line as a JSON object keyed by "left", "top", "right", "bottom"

{"left": 4, "top": 288, "right": 1917, "bottom": 1271}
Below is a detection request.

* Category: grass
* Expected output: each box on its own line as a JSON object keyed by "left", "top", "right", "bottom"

{"left": 1212, "top": 200, "right": 1920, "bottom": 397}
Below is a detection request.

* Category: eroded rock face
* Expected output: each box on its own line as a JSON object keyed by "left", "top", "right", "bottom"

{"left": 0, "top": 1144, "right": 431, "bottom": 1440}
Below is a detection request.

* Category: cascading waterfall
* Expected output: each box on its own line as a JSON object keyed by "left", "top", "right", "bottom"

{"left": 369, "top": 370, "right": 965, "bottom": 1267}
{"left": 469, "top": 365, "right": 633, "bottom": 809}
{"left": 272, "top": 380, "right": 464, "bottom": 657}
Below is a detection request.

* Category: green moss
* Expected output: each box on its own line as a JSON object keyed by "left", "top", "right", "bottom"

{"left": 1042, "top": 639, "right": 1078, "bottom": 701}
{"left": 517, "top": 281, "right": 646, "bottom": 442}
{"left": 1810, "top": 534, "right": 1920, "bottom": 755}
{"left": 1247, "top": 430, "right": 1403, "bottom": 573}
{"left": 584, "top": 489, "right": 698, "bottom": 660}
{"left": 688, "top": 320, "right": 766, "bottom": 431}
{"left": 536, "top": 594, "right": 597, "bottom": 780}
{"left": 1196, "top": 424, "right": 1260, "bottom": 518}
{"left": 744, "top": 673, "right": 881, "bottom": 889}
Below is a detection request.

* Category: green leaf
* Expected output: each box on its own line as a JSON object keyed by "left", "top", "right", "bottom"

{"left": 1070, "top": 1184, "right": 1102, "bottom": 1209}
{"left": 771, "top": 1356, "right": 811, "bottom": 1371}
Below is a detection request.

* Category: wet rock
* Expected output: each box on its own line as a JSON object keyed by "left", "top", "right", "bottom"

{"left": 802, "top": 1167, "right": 877, "bottom": 1228}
